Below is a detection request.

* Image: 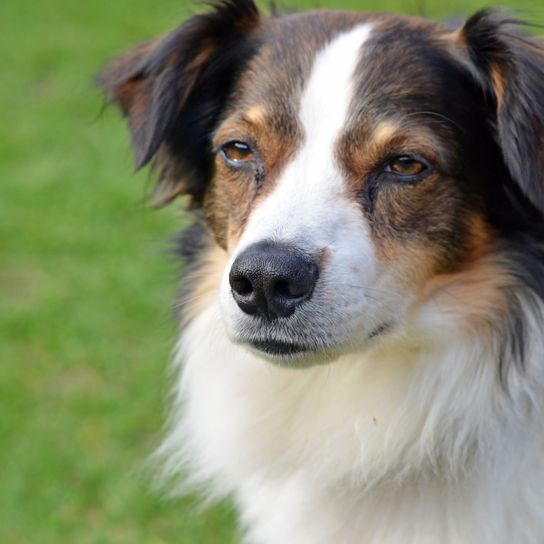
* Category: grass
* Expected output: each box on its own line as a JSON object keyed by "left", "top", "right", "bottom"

{"left": 1, "top": 0, "right": 542, "bottom": 542}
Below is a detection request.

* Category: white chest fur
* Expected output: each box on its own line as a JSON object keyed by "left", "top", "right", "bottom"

{"left": 158, "top": 301, "right": 544, "bottom": 544}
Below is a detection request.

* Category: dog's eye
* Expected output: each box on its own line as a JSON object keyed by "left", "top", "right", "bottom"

{"left": 221, "top": 141, "right": 254, "bottom": 164}
{"left": 386, "top": 156, "right": 428, "bottom": 178}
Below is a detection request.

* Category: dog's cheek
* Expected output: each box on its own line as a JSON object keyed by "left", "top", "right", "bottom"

{"left": 203, "top": 167, "right": 258, "bottom": 251}
{"left": 370, "top": 179, "right": 492, "bottom": 296}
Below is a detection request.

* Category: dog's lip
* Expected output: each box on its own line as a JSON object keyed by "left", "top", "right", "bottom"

{"left": 367, "top": 321, "right": 394, "bottom": 341}
{"left": 249, "top": 339, "right": 311, "bottom": 357}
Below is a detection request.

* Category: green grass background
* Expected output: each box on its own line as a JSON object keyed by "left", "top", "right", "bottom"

{"left": 1, "top": 0, "right": 542, "bottom": 542}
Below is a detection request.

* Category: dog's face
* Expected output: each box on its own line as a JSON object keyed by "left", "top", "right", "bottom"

{"left": 101, "top": 3, "right": 544, "bottom": 365}
{"left": 214, "top": 17, "right": 494, "bottom": 362}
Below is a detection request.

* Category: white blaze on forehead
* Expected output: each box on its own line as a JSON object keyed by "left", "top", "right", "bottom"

{"left": 299, "top": 23, "right": 373, "bottom": 177}
{"left": 234, "top": 23, "right": 374, "bottom": 252}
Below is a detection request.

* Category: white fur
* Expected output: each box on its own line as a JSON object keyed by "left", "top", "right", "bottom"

{"left": 157, "top": 25, "right": 544, "bottom": 544}
{"left": 161, "top": 294, "right": 544, "bottom": 543}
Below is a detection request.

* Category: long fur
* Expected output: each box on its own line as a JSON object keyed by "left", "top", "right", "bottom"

{"left": 158, "top": 287, "right": 544, "bottom": 543}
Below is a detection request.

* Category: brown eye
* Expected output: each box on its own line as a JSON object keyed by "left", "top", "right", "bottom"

{"left": 388, "top": 156, "right": 427, "bottom": 177}
{"left": 221, "top": 141, "right": 254, "bottom": 164}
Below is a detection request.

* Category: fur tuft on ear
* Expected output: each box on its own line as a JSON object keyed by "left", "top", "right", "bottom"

{"left": 99, "top": 0, "right": 261, "bottom": 206}
{"left": 460, "top": 9, "right": 544, "bottom": 214}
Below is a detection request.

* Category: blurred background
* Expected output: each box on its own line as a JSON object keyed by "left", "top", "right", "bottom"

{"left": 1, "top": 0, "right": 542, "bottom": 542}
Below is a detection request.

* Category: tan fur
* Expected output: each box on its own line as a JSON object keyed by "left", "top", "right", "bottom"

{"left": 489, "top": 64, "right": 507, "bottom": 110}
{"left": 244, "top": 104, "right": 268, "bottom": 126}
{"left": 419, "top": 258, "right": 511, "bottom": 332}
{"left": 372, "top": 121, "right": 401, "bottom": 147}
{"left": 182, "top": 244, "right": 229, "bottom": 323}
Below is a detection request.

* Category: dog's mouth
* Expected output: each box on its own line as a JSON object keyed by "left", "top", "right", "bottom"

{"left": 249, "top": 339, "right": 311, "bottom": 357}
{"left": 240, "top": 321, "right": 397, "bottom": 364}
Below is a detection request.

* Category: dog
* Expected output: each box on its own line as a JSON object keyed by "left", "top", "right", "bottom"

{"left": 100, "top": 2, "right": 544, "bottom": 542}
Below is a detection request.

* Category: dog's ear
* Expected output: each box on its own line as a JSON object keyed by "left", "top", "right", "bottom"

{"left": 459, "top": 10, "right": 544, "bottom": 214}
{"left": 99, "top": 0, "right": 261, "bottom": 205}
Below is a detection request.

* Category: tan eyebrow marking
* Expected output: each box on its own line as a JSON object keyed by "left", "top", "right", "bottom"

{"left": 243, "top": 104, "right": 268, "bottom": 126}
{"left": 372, "top": 121, "right": 401, "bottom": 146}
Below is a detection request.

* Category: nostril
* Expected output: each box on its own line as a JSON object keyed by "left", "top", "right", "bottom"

{"left": 274, "top": 279, "right": 307, "bottom": 299}
{"left": 274, "top": 280, "right": 293, "bottom": 298}
{"left": 231, "top": 276, "right": 253, "bottom": 297}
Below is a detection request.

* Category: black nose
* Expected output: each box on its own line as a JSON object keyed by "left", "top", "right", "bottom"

{"left": 229, "top": 242, "right": 319, "bottom": 321}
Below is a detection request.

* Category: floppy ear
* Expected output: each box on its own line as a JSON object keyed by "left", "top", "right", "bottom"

{"left": 460, "top": 10, "right": 544, "bottom": 214}
{"left": 99, "top": 0, "right": 261, "bottom": 205}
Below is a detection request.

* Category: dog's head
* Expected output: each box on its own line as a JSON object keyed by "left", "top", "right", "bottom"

{"left": 101, "top": 2, "right": 544, "bottom": 365}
